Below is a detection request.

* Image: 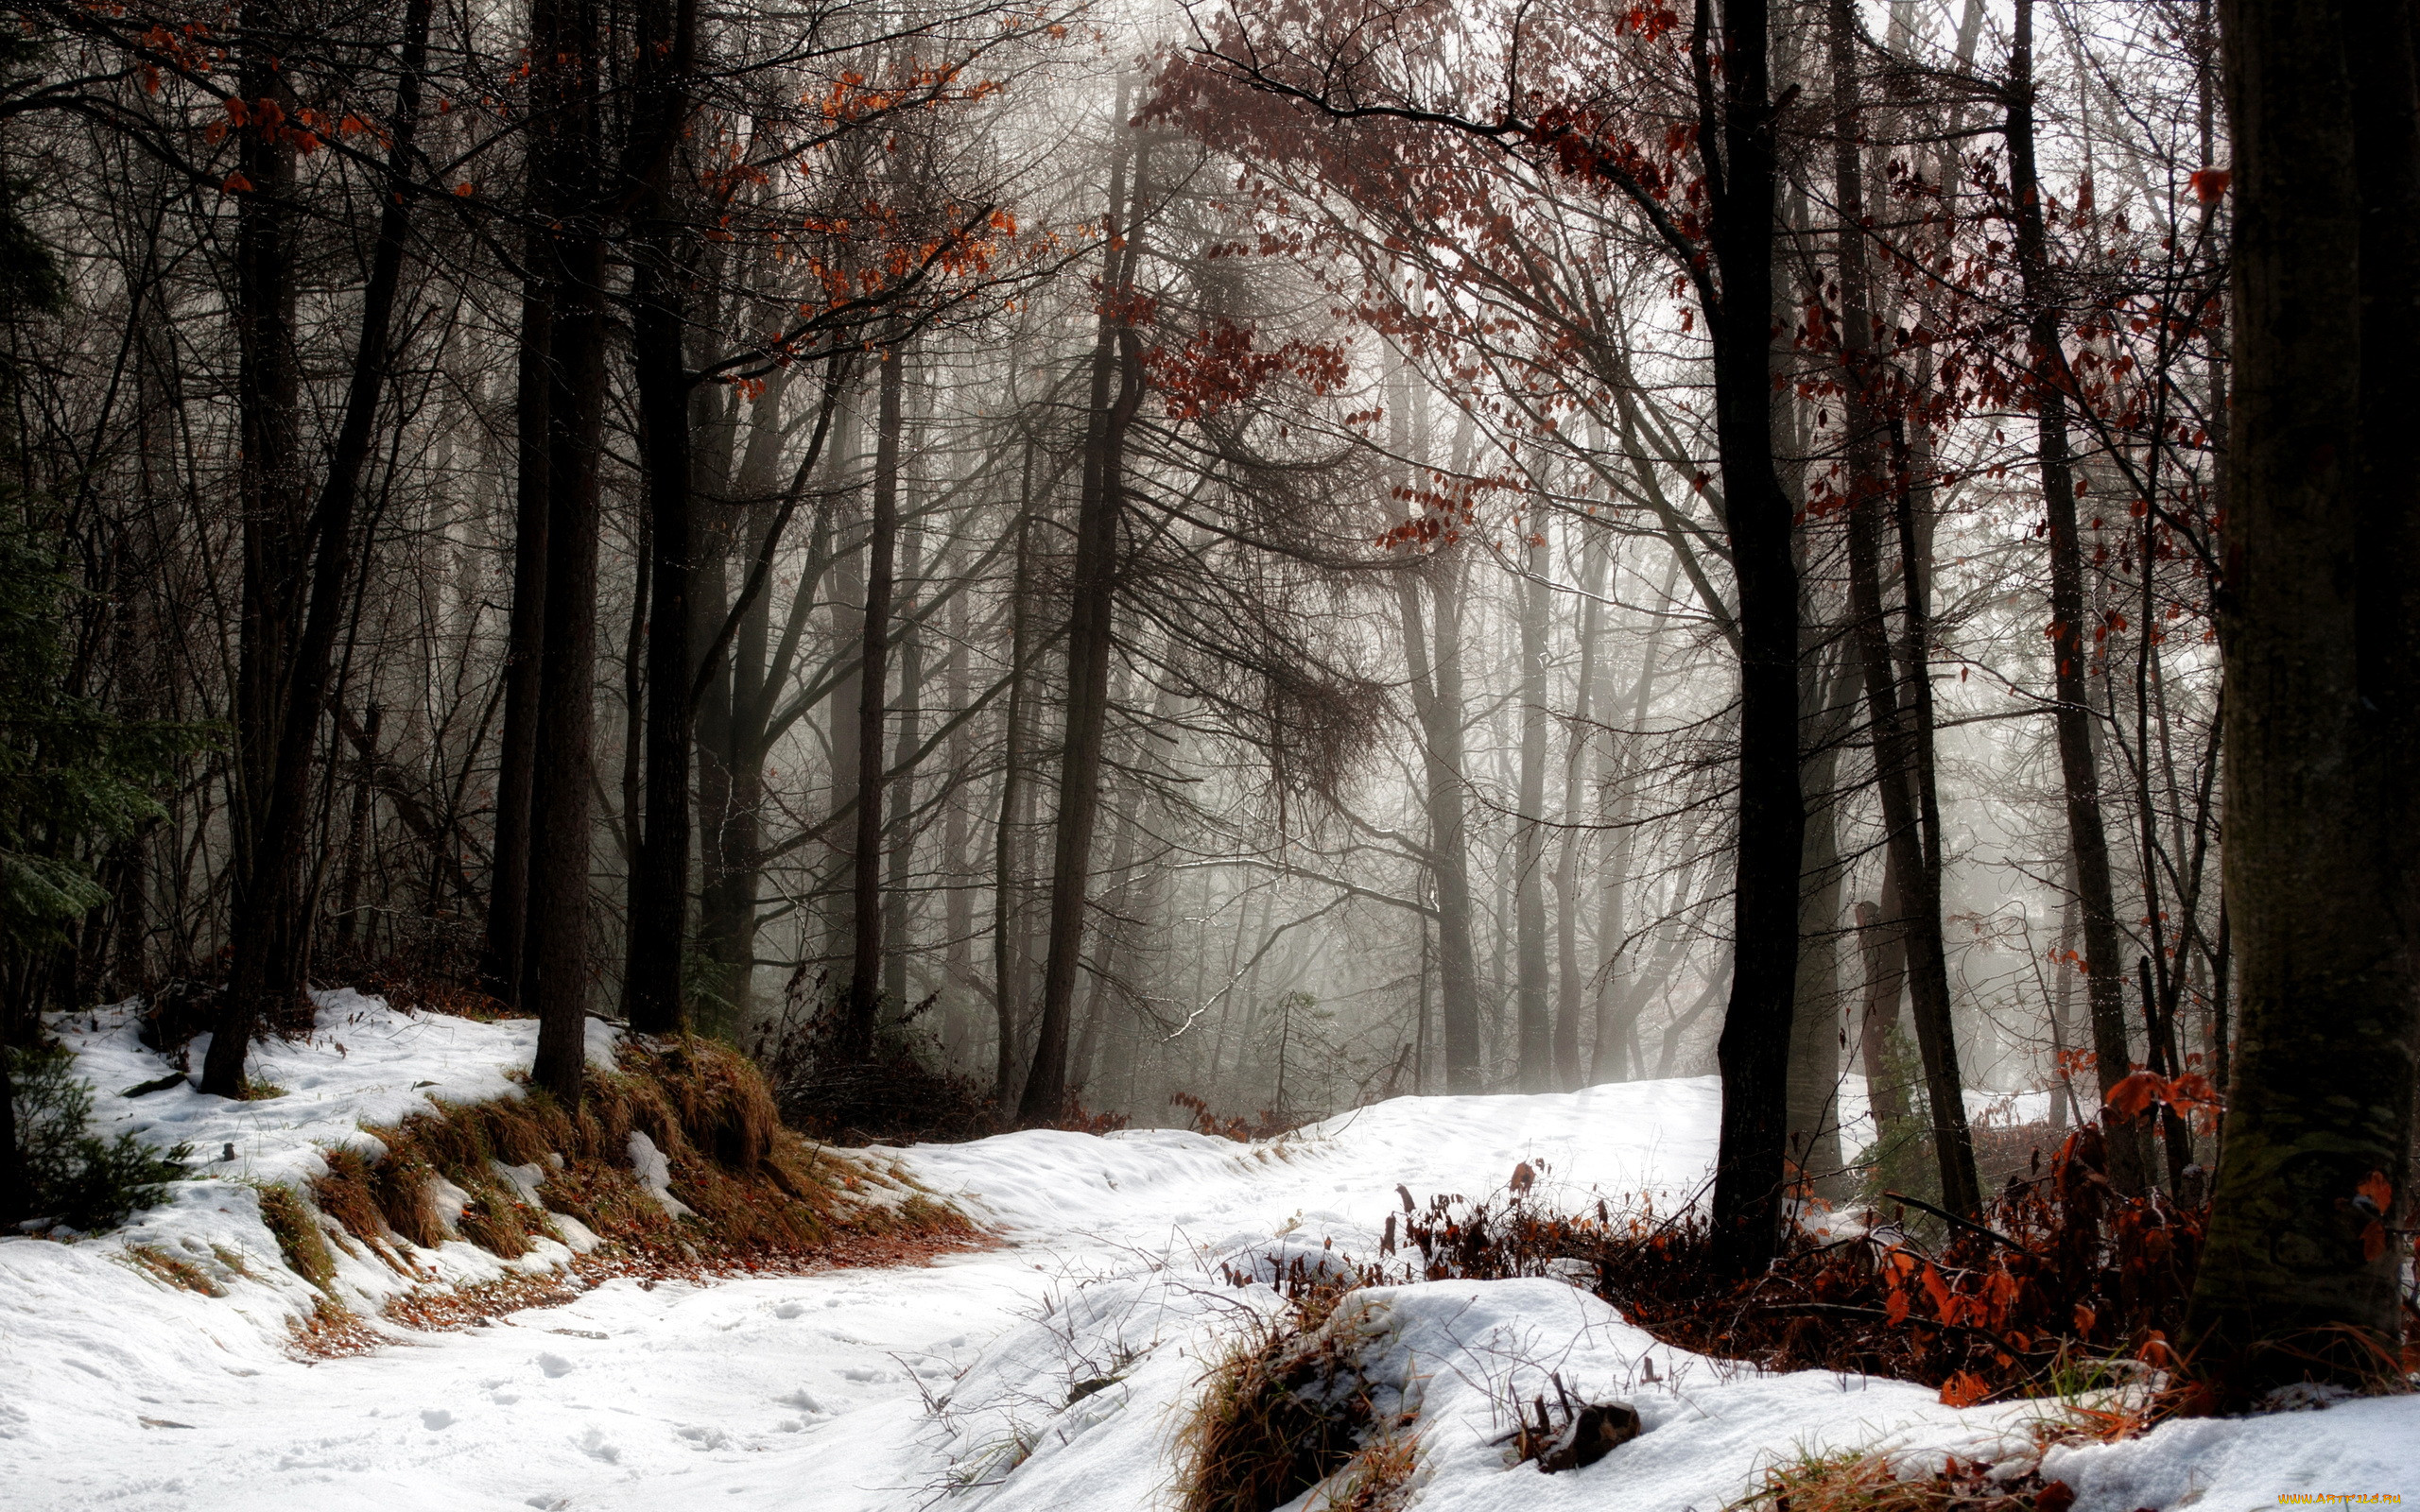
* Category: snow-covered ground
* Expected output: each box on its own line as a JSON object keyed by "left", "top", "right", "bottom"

{"left": 5, "top": 998, "right": 2414, "bottom": 1510}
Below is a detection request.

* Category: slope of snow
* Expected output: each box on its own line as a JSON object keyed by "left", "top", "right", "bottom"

{"left": 6, "top": 1007, "right": 2413, "bottom": 1511}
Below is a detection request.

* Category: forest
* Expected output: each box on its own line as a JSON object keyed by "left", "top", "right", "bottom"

{"left": 0, "top": 0, "right": 2413, "bottom": 1500}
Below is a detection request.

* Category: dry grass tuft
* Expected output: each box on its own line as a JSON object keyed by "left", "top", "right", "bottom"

{"left": 254, "top": 1182, "right": 336, "bottom": 1291}
{"left": 1727, "top": 1450, "right": 2072, "bottom": 1512}
{"left": 277, "top": 1033, "right": 978, "bottom": 1340}
{"left": 1321, "top": 1433, "right": 1422, "bottom": 1511}
{"left": 122, "top": 1243, "right": 227, "bottom": 1297}
{"left": 1178, "top": 1290, "right": 1394, "bottom": 1512}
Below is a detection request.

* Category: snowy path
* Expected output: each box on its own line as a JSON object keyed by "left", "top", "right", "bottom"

{"left": 9, "top": 1077, "right": 2416, "bottom": 1510}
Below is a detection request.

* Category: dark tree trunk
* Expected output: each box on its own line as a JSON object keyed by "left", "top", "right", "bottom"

{"left": 1828, "top": 0, "right": 1980, "bottom": 1216}
{"left": 206, "top": 0, "right": 429, "bottom": 1095}
{"left": 1705, "top": 0, "right": 1808, "bottom": 1273}
{"left": 527, "top": 0, "right": 609, "bottom": 1105}
{"left": 1395, "top": 552, "right": 1482, "bottom": 1091}
{"left": 992, "top": 466, "right": 1035, "bottom": 1106}
{"left": 483, "top": 260, "right": 554, "bottom": 1006}
{"left": 844, "top": 333, "right": 908, "bottom": 1055}
{"left": 214, "top": 0, "right": 306, "bottom": 1080}
{"left": 2007, "top": 0, "right": 2152, "bottom": 1194}
{"left": 2187, "top": 0, "right": 2420, "bottom": 1392}
{"left": 1020, "top": 146, "right": 1142, "bottom": 1125}
{"left": 1853, "top": 890, "right": 1911, "bottom": 1128}
{"left": 622, "top": 0, "right": 700, "bottom": 1037}
{"left": 333, "top": 701, "right": 383, "bottom": 954}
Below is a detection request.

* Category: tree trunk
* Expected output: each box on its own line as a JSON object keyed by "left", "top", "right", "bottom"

{"left": 2008, "top": 0, "right": 2152, "bottom": 1194}
{"left": 992, "top": 458, "right": 1035, "bottom": 1105}
{"left": 2187, "top": 0, "right": 2420, "bottom": 1391}
{"left": 213, "top": 0, "right": 306, "bottom": 1080}
{"left": 1020, "top": 142, "right": 1142, "bottom": 1125}
{"left": 527, "top": 0, "right": 608, "bottom": 1106}
{"left": 1396, "top": 551, "right": 1483, "bottom": 1092}
{"left": 1555, "top": 535, "right": 1606, "bottom": 1089}
{"left": 844, "top": 334, "right": 908, "bottom": 1054}
{"left": 483, "top": 256, "right": 554, "bottom": 1006}
{"left": 883, "top": 511, "right": 925, "bottom": 1012}
{"left": 1514, "top": 525, "right": 1552, "bottom": 1091}
{"left": 1706, "top": 0, "right": 1808, "bottom": 1273}
{"left": 1854, "top": 888, "right": 1911, "bottom": 1128}
{"left": 1828, "top": 0, "right": 1980, "bottom": 1216}
{"left": 206, "top": 0, "right": 429, "bottom": 1094}
{"left": 622, "top": 0, "right": 701, "bottom": 1037}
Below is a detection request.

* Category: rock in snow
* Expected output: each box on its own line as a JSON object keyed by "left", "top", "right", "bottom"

{"left": 3, "top": 992, "right": 2413, "bottom": 1509}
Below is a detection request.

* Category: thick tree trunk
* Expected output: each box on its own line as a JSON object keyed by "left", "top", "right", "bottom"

{"left": 207, "top": 0, "right": 429, "bottom": 1094}
{"left": 1854, "top": 888, "right": 1911, "bottom": 1128}
{"left": 1514, "top": 528, "right": 1552, "bottom": 1091}
{"left": 2008, "top": 0, "right": 2152, "bottom": 1194}
{"left": 2186, "top": 0, "right": 2420, "bottom": 1391}
{"left": 527, "top": 0, "right": 608, "bottom": 1105}
{"left": 1706, "top": 0, "right": 1808, "bottom": 1272}
{"left": 214, "top": 0, "right": 306, "bottom": 1081}
{"left": 622, "top": 0, "right": 700, "bottom": 1037}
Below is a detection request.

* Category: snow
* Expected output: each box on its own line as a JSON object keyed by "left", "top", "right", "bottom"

{"left": 6, "top": 999, "right": 2415, "bottom": 1510}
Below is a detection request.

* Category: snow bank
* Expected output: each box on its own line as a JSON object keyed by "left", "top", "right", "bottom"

{"left": 8, "top": 1022, "right": 2414, "bottom": 1511}
{"left": 0, "top": 994, "right": 635, "bottom": 1456}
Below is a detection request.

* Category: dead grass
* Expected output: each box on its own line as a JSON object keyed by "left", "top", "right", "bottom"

{"left": 1320, "top": 1433, "right": 1422, "bottom": 1511}
{"left": 272, "top": 1034, "right": 981, "bottom": 1354}
{"left": 121, "top": 1243, "right": 227, "bottom": 1297}
{"left": 1177, "top": 1288, "right": 1398, "bottom": 1512}
{"left": 1726, "top": 1449, "right": 2073, "bottom": 1512}
{"left": 253, "top": 1182, "right": 336, "bottom": 1291}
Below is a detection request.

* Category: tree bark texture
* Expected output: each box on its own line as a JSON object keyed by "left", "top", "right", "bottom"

{"left": 2187, "top": 0, "right": 2420, "bottom": 1389}
{"left": 1706, "top": 0, "right": 1810, "bottom": 1273}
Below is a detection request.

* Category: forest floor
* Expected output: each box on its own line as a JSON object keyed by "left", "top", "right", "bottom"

{"left": 4, "top": 996, "right": 2414, "bottom": 1510}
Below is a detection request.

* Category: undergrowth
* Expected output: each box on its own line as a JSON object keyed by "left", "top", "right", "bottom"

{"left": 752, "top": 969, "right": 1001, "bottom": 1143}
{"left": 1373, "top": 1125, "right": 2221, "bottom": 1405}
{"left": 302, "top": 1034, "right": 976, "bottom": 1293}
{"left": 1179, "top": 1286, "right": 1401, "bottom": 1512}
{"left": 1170, "top": 1091, "right": 1308, "bottom": 1143}
{"left": 1727, "top": 1448, "right": 2075, "bottom": 1512}
{"left": 8, "top": 1040, "right": 191, "bottom": 1229}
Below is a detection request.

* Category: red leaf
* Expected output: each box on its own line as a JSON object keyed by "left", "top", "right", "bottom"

{"left": 2188, "top": 167, "right": 2231, "bottom": 204}
{"left": 2105, "top": 1070, "right": 2166, "bottom": 1121}
{"left": 1939, "top": 1369, "right": 1990, "bottom": 1408}
{"left": 2358, "top": 1170, "right": 2394, "bottom": 1212}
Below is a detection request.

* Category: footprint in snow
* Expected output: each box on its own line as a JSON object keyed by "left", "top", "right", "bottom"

{"left": 577, "top": 1428, "right": 620, "bottom": 1464}
{"left": 772, "top": 1301, "right": 805, "bottom": 1319}
{"left": 677, "top": 1424, "right": 732, "bottom": 1451}
{"left": 421, "top": 1409, "right": 455, "bottom": 1430}
{"left": 537, "top": 1352, "right": 574, "bottom": 1378}
{"left": 839, "top": 1366, "right": 888, "bottom": 1383}
{"left": 779, "top": 1388, "right": 826, "bottom": 1414}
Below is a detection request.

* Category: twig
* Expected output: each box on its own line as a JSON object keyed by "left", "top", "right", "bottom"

{"left": 1882, "top": 1190, "right": 2024, "bottom": 1251}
